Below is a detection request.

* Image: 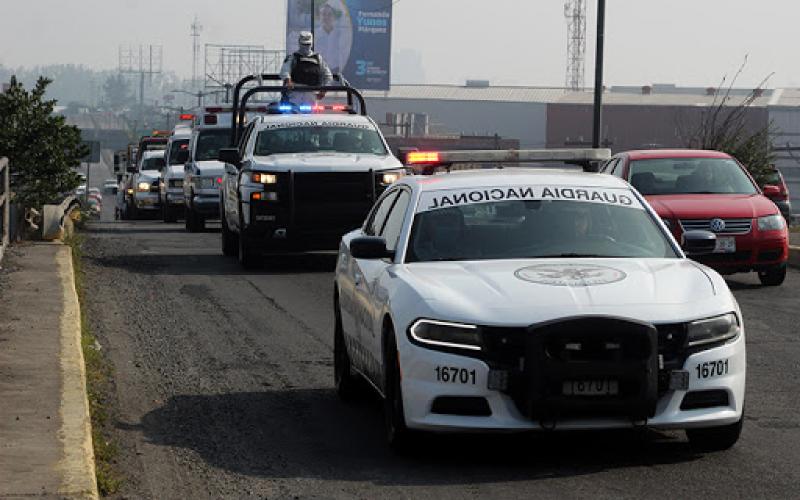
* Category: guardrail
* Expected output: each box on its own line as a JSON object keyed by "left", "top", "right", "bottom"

{"left": 0, "top": 157, "right": 9, "bottom": 262}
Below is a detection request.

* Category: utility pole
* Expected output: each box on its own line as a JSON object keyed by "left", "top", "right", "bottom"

{"left": 564, "top": 0, "right": 587, "bottom": 91}
{"left": 310, "top": 0, "right": 315, "bottom": 47}
{"left": 191, "top": 16, "right": 203, "bottom": 90}
{"left": 592, "top": 0, "right": 606, "bottom": 149}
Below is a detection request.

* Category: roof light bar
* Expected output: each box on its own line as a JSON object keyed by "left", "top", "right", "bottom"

{"left": 406, "top": 151, "right": 441, "bottom": 164}
{"left": 179, "top": 113, "right": 195, "bottom": 121}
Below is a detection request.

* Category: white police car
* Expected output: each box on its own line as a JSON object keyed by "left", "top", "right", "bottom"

{"left": 333, "top": 149, "right": 745, "bottom": 451}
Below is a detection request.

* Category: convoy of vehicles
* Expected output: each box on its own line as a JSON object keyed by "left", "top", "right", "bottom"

{"left": 102, "top": 75, "right": 800, "bottom": 454}
{"left": 604, "top": 149, "right": 789, "bottom": 285}
{"left": 334, "top": 149, "right": 745, "bottom": 451}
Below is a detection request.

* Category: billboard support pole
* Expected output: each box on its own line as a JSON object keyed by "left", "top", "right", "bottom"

{"left": 310, "top": 0, "right": 315, "bottom": 48}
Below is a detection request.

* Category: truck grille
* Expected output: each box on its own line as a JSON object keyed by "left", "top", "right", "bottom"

{"left": 680, "top": 218, "right": 752, "bottom": 234}
{"left": 292, "top": 172, "right": 375, "bottom": 229}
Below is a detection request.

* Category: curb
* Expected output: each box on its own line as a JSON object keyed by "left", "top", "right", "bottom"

{"left": 55, "top": 245, "right": 99, "bottom": 499}
{"left": 789, "top": 246, "right": 800, "bottom": 269}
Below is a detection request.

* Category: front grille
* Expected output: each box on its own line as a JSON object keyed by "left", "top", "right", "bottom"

{"left": 681, "top": 390, "right": 729, "bottom": 410}
{"left": 680, "top": 218, "right": 752, "bottom": 234}
{"left": 169, "top": 179, "right": 183, "bottom": 189}
{"left": 292, "top": 172, "right": 375, "bottom": 230}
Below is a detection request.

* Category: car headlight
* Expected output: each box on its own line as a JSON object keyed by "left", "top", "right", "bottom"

{"left": 379, "top": 169, "right": 405, "bottom": 186}
{"left": 757, "top": 214, "right": 786, "bottom": 231}
{"left": 687, "top": 313, "right": 740, "bottom": 348}
{"left": 252, "top": 173, "right": 277, "bottom": 184}
{"left": 137, "top": 182, "right": 150, "bottom": 192}
{"left": 126, "top": 188, "right": 134, "bottom": 195}
{"left": 409, "top": 319, "right": 482, "bottom": 351}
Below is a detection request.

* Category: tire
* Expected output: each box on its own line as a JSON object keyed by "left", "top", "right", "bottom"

{"left": 334, "top": 294, "right": 360, "bottom": 401}
{"left": 383, "top": 326, "right": 414, "bottom": 451}
{"left": 237, "top": 227, "right": 259, "bottom": 269}
{"left": 185, "top": 206, "right": 204, "bottom": 233}
{"left": 758, "top": 264, "right": 786, "bottom": 286}
{"left": 129, "top": 203, "right": 138, "bottom": 220}
{"left": 220, "top": 212, "right": 238, "bottom": 257}
{"left": 163, "top": 202, "right": 178, "bottom": 223}
{"left": 686, "top": 414, "right": 743, "bottom": 451}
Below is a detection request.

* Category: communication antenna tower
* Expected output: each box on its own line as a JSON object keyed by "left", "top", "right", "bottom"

{"left": 564, "top": 0, "right": 587, "bottom": 91}
{"left": 191, "top": 15, "right": 203, "bottom": 89}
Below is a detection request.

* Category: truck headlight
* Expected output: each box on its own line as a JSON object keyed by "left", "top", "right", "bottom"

{"left": 137, "top": 182, "right": 150, "bottom": 192}
{"left": 687, "top": 313, "right": 740, "bottom": 347}
{"left": 757, "top": 214, "right": 786, "bottom": 231}
{"left": 252, "top": 173, "right": 277, "bottom": 184}
{"left": 410, "top": 319, "right": 482, "bottom": 351}
{"left": 379, "top": 169, "right": 405, "bottom": 186}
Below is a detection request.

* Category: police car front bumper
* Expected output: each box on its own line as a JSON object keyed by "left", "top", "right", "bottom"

{"left": 134, "top": 192, "right": 160, "bottom": 210}
{"left": 399, "top": 320, "right": 745, "bottom": 432}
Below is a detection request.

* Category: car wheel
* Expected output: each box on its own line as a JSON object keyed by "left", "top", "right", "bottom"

{"left": 758, "top": 264, "right": 786, "bottom": 286}
{"left": 237, "top": 224, "right": 258, "bottom": 269}
{"left": 334, "top": 294, "right": 360, "bottom": 401}
{"left": 185, "top": 206, "right": 202, "bottom": 232}
{"left": 221, "top": 211, "right": 238, "bottom": 257}
{"left": 383, "top": 326, "right": 414, "bottom": 451}
{"left": 163, "top": 203, "right": 177, "bottom": 223}
{"left": 129, "top": 203, "right": 138, "bottom": 220}
{"left": 686, "top": 413, "right": 743, "bottom": 451}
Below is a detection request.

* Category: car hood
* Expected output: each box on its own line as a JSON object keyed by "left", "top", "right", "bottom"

{"left": 646, "top": 194, "right": 776, "bottom": 219}
{"left": 194, "top": 160, "right": 225, "bottom": 175}
{"left": 252, "top": 153, "right": 402, "bottom": 173}
{"left": 396, "top": 258, "right": 731, "bottom": 326}
{"left": 165, "top": 165, "right": 185, "bottom": 178}
{"left": 138, "top": 170, "right": 162, "bottom": 182}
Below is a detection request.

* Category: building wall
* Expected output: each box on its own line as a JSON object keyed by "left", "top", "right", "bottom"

{"left": 546, "top": 103, "right": 770, "bottom": 153}
{"left": 770, "top": 107, "right": 800, "bottom": 214}
{"left": 364, "top": 98, "right": 548, "bottom": 148}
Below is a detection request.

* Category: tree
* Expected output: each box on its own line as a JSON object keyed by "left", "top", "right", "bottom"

{"left": 103, "top": 74, "right": 132, "bottom": 109}
{"left": 679, "top": 59, "right": 775, "bottom": 185}
{"left": 0, "top": 76, "right": 88, "bottom": 210}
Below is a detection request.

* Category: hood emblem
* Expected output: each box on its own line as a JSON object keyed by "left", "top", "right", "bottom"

{"left": 709, "top": 218, "right": 726, "bottom": 233}
{"left": 515, "top": 263, "right": 627, "bottom": 287}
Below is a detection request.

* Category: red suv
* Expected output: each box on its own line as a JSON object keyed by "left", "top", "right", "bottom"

{"left": 603, "top": 149, "right": 789, "bottom": 286}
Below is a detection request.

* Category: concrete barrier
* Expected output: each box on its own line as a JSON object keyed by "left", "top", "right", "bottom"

{"left": 42, "top": 196, "right": 81, "bottom": 241}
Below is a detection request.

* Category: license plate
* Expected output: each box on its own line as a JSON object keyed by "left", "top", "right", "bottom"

{"left": 563, "top": 380, "right": 619, "bottom": 396}
{"left": 713, "top": 236, "right": 736, "bottom": 253}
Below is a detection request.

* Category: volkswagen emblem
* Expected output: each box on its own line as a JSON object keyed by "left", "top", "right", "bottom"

{"left": 709, "top": 218, "right": 726, "bottom": 233}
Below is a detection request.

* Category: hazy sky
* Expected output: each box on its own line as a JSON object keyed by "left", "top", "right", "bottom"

{"left": 0, "top": 0, "right": 796, "bottom": 88}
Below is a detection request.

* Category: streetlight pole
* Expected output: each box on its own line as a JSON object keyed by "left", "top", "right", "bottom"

{"left": 592, "top": 0, "right": 606, "bottom": 149}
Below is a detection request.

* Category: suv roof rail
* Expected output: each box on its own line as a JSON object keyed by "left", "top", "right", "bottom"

{"left": 229, "top": 73, "right": 366, "bottom": 147}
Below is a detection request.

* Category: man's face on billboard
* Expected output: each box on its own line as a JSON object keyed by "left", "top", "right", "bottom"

{"left": 321, "top": 5, "right": 336, "bottom": 30}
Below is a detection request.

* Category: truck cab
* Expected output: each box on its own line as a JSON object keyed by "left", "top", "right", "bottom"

{"left": 219, "top": 96, "right": 405, "bottom": 268}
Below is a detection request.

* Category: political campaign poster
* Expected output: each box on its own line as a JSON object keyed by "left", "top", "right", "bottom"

{"left": 286, "top": 0, "right": 392, "bottom": 90}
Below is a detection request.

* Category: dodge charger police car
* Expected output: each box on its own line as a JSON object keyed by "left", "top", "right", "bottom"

{"left": 333, "top": 149, "right": 745, "bottom": 452}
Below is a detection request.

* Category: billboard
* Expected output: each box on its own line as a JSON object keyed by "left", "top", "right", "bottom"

{"left": 286, "top": 0, "right": 392, "bottom": 90}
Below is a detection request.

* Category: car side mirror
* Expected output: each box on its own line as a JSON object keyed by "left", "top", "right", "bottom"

{"left": 350, "top": 236, "right": 394, "bottom": 260}
{"left": 219, "top": 148, "right": 241, "bottom": 167}
{"left": 224, "top": 163, "right": 238, "bottom": 175}
{"left": 682, "top": 230, "right": 717, "bottom": 255}
{"left": 762, "top": 185, "right": 781, "bottom": 196}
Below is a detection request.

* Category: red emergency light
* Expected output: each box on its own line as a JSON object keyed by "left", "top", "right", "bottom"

{"left": 179, "top": 113, "right": 194, "bottom": 121}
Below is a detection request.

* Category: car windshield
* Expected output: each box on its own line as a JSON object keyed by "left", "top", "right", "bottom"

{"left": 195, "top": 129, "right": 230, "bottom": 161}
{"left": 254, "top": 125, "right": 387, "bottom": 155}
{"left": 629, "top": 158, "right": 757, "bottom": 195}
{"left": 406, "top": 188, "right": 678, "bottom": 263}
{"left": 168, "top": 139, "right": 190, "bottom": 165}
{"left": 141, "top": 157, "right": 162, "bottom": 170}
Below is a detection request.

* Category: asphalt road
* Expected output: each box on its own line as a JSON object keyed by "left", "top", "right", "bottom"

{"left": 78, "top": 218, "right": 800, "bottom": 499}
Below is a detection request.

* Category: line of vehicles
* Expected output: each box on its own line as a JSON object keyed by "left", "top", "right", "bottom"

{"left": 110, "top": 74, "right": 792, "bottom": 451}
